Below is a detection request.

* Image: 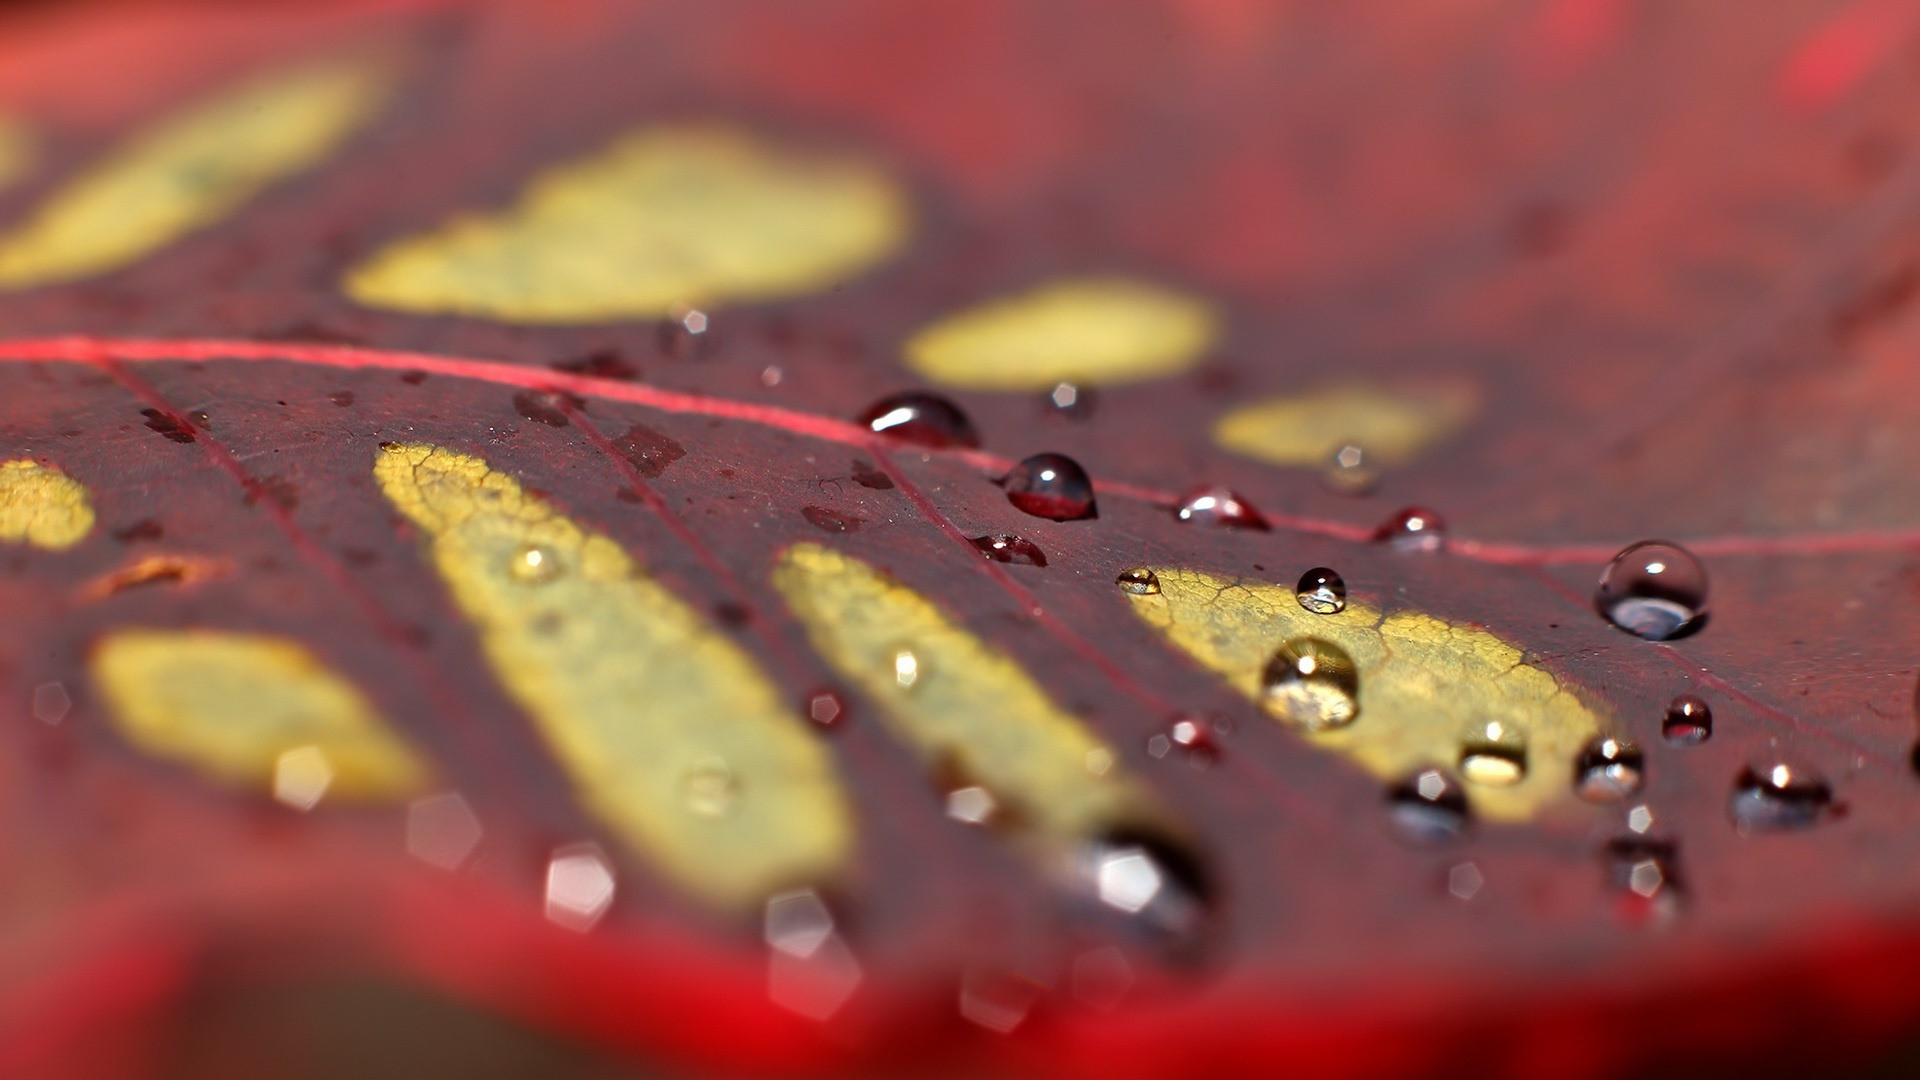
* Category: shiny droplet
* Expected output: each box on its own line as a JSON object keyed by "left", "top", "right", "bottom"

{"left": 681, "top": 757, "right": 739, "bottom": 818}
{"left": 1294, "top": 567, "right": 1347, "bottom": 615}
{"left": 805, "top": 689, "right": 845, "bottom": 728}
{"left": 1730, "top": 763, "right": 1835, "bottom": 832}
{"left": 856, "top": 391, "right": 980, "bottom": 448}
{"left": 1603, "top": 837, "right": 1682, "bottom": 921}
{"left": 1173, "top": 485, "right": 1269, "bottom": 530}
{"left": 1045, "top": 381, "right": 1095, "bottom": 419}
{"left": 1374, "top": 507, "right": 1446, "bottom": 552}
{"left": 1574, "top": 737, "right": 1645, "bottom": 803}
{"left": 893, "top": 648, "right": 921, "bottom": 689}
{"left": 1321, "top": 442, "right": 1378, "bottom": 494}
{"left": 1146, "top": 716, "right": 1219, "bottom": 767}
{"left": 1663, "top": 695, "right": 1712, "bottom": 745}
{"left": 1596, "top": 540, "right": 1708, "bottom": 641}
{"left": 1115, "top": 567, "right": 1161, "bottom": 595}
{"left": 945, "top": 785, "right": 998, "bottom": 825}
{"left": 1002, "top": 452, "right": 1097, "bottom": 521}
{"left": 1386, "top": 768, "right": 1471, "bottom": 846}
{"left": 1079, "top": 829, "right": 1213, "bottom": 943}
{"left": 971, "top": 534, "right": 1048, "bottom": 566}
{"left": 508, "top": 543, "right": 560, "bottom": 584}
{"left": 1261, "top": 637, "right": 1360, "bottom": 731}
{"left": 1459, "top": 722, "right": 1528, "bottom": 786}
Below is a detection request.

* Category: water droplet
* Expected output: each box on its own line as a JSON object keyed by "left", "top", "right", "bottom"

{"left": 1002, "top": 452, "right": 1097, "bottom": 521}
{"left": 856, "top": 391, "right": 980, "bottom": 448}
{"left": 1459, "top": 722, "right": 1528, "bottom": 786}
{"left": 1603, "top": 837, "right": 1682, "bottom": 920}
{"left": 1374, "top": 507, "right": 1446, "bottom": 552}
{"left": 959, "top": 968, "right": 1042, "bottom": 1034}
{"left": 1597, "top": 540, "right": 1708, "bottom": 641}
{"left": 1386, "top": 768, "right": 1471, "bottom": 846}
{"left": 1626, "top": 804, "right": 1656, "bottom": 834}
{"left": 1045, "top": 381, "right": 1095, "bottom": 419}
{"left": 765, "top": 888, "right": 861, "bottom": 1020}
{"left": 507, "top": 543, "right": 560, "bottom": 584}
{"left": 405, "top": 791, "right": 483, "bottom": 870}
{"left": 30, "top": 681, "right": 70, "bottom": 725}
{"left": 1261, "top": 637, "right": 1360, "bottom": 730}
{"left": 893, "top": 648, "right": 921, "bottom": 689}
{"left": 1079, "top": 829, "right": 1212, "bottom": 941}
{"left": 681, "top": 757, "right": 739, "bottom": 818}
{"left": 1574, "top": 737, "right": 1644, "bottom": 802}
{"left": 971, "top": 534, "right": 1048, "bottom": 566}
{"left": 759, "top": 364, "right": 785, "bottom": 387}
{"left": 545, "top": 843, "right": 616, "bottom": 931}
{"left": 1173, "top": 486, "right": 1269, "bottom": 530}
{"left": 1146, "top": 716, "right": 1219, "bottom": 766}
{"left": 1663, "top": 695, "right": 1712, "bottom": 745}
{"left": 1115, "top": 567, "right": 1161, "bottom": 595}
{"left": 1322, "top": 442, "right": 1377, "bottom": 494}
{"left": 1295, "top": 567, "right": 1347, "bottom": 614}
{"left": 945, "top": 785, "right": 998, "bottom": 825}
{"left": 1730, "top": 763, "right": 1835, "bottom": 832}
{"left": 272, "top": 745, "right": 333, "bottom": 811}
{"left": 805, "top": 689, "right": 844, "bottom": 728}
{"left": 1447, "top": 861, "right": 1484, "bottom": 901}
{"left": 657, "top": 304, "right": 714, "bottom": 359}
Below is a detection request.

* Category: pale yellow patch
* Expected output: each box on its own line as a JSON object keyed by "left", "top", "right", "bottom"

{"left": 373, "top": 443, "right": 849, "bottom": 907}
{"left": 0, "top": 56, "right": 396, "bottom": 288}
{"left": 904, "top": 277, "right": 1217, "bottom": 390}
{"left": 0, "top": 118, "right": 35, "bottom": 193}
{"left": 91, "top": 629, "right": 426, "bottom": 801}
{"left": 1212, "top": 381, "right": 1477, "bottom": 467}
{"left": 344, "top": 124, "right": 910, "bottom": 323}
{"left": 0, "top": 459, "right": 94, "bottom": 549}
{"left": 772, "top": 542, "right": 1150, "bottom": 842}
{"left": 1122, "top": 567, "right": 1605, "bottom": 821}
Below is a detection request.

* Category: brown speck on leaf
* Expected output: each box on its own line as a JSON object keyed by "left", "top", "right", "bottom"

{"left": 139, "top": 408, "right": 195, "bottom": 443}
{"left": 850, "top": 459, "right": 894, "bottom": 489}
{"left": 802, "top": 506, "right": 862, "bottom": 533}
{"left": 614, "top": 424, "right": 686, "bottom": 478}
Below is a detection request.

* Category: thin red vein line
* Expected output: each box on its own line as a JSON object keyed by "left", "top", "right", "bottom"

{"left": 5, "top": 335, "right": 1919, "bottom": 567}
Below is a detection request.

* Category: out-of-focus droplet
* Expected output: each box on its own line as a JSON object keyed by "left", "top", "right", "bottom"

{"left": 1627, "top": 804, "right": 1656, "bottom": 834}
{"left": 892, "top": 648, "right": 921, "bottom": 689}
{"left": 545, "top": 843, "right": 616, "bottom": 931}
{"left": 1387, "top": 768, "right": 1471, "bottom": 846}
{"left": 971, "top": 533, "right": 1048, "bottom": 566}
{"left": 765, "top": 888, "right": 862, "bottom": 1021}
{"left": 507, "top": 543, "right": 560, "bottom": 584}
{"left": 1460, "top": 722, "right": 1527, "bottom": 786}
{"left": 1294, "top": 567, "right": 1347, "bottom": 615}
{"left": 1261, "top": 637, "right": 1360, "bottom": 731}
{"left": 1146, "top": 716, "right": 1219, "bottom": 767}
{"left": 30, "top": 681, "right": 70, "bottom": 724}
{"left": 856, "top": 391, "right": 980, "bottom": 448}
{"left": 1173, "top": 485, "right": 1269, "bottom": 530}
{"left": 1071, "top": 945, "right": 1133, "bottom": 1010}
{"left": 959, "top": 968, "right": 1043, "bottom": 1034}
{"left": 806, "top": 689, "right": 845, "bottom": 728}
{"left": 1447, "top": 861, "right": 1484, "bottom": 901}
{"left": 1663, "top": 695, "right": 1712, "bottom": 744}
{"left": 945, "top": 784, "right": 997, "bottom": 825}
{"left": 1321, "top": 442, "right": 1378, "bottom": 494}
{"left": 1002, "top": 452, "right": 1097, "bottom": 521}
{"left": 1045, "top": 381, "right": 1095, "bottom": 419}
{"left": 1597, "top": 540, "right": 1708, "bottom": 641}
{"left": 1115, "top": 567, "right": 1161, "bottom": 595}
{"left": 1574, "top": 737, "right": 1645, "bottom": 803}
{"left": 760, "top": 364, "right": 784, "bottom": 387}
{"left": 405, "top": 791, "right": 483, "bottom": 870}
{"left": 681, "top": 757, "right": 739, "bottom": 818}
{"left": 1604, "top": 837, "right": 1682, "bottom": 922}
{"left": 1374, "top": 507, "right": 1446, "bottom": 552}
{"left": 1731, "top": 763, "right": 1835, "bottom": 832}
{"left": 272, "top": 745, "right": 334, "bottom": 811}
{"left": 658, "top": 304, "right": 713, "bottom": 359}
{"left": 1080, "top": 830, "right": 1211, "bottom": 940}
{"left": 765, "top": 888, "right": 836, "bottom": 959}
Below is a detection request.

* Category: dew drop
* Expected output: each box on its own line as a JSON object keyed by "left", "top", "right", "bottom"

{"left": 1045, "top": 381, "right": 1095, "bottom": 419}
{"left": 1261, "top": 637, "right": 1360, "bottom": 731}
{"left": 1386, "top": 768, "right": 1471, "bottom": 846}
{"left": 856, "top": 391, "right": 980, "bottom": 448}
{"left": 1374, "top": 507, "right": 1446, "bottom": 552}
{"left": 1574, "top": 736, "right": 1645, "bottom": 803}
{"left": 1146, "top": 716, "right": 1219, "bottom": 767}
{"left": 1730, "top": 763, "right": 1835, "bottom": 832}
{"left": 1294, "top": 567, "right": 1347, "bottom": 614}
{"left": 681, "top": 757, "right": 739, "bottom": 818}
{"left": 1663, "top": 695, "right": 1712, "bottom": 745}
{"left": 1597, "top": 540, "right": 1708, "bottom": 641}
{"left": 507, "top": 543, "right": 560, "bottom": 584}
{"left": 1115, "top": 567, "right": 1161, "bottom": 595}
{"left": 1002, "top": 452, "right": 1097, "bottom": 521}
{"left": 1459, "top": 722, "right": 1527, "bottom": 786}
{"left": 971, "top": 534, "right": 1048, "bottom": 566}
{"left": 1321, "top": 442, "right": 1378, "bottom": 495}
{"left": 1173, "top": 485, "right": 1269, "bottom": 530}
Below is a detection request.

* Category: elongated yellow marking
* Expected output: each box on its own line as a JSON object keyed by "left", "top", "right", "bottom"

{"left": 772, "top": 543, "right": 1149, "bottom": 841}
{"left": 904, "top": 277, "right": 1217, "bottom": 390}
{"left": 344, "top": 125, "right": 909, "bottom": 323}
{"left": 0, "top": 56, "right": 395, "bottom": 288}
{"left": 92, "top": 629, "right": 426, "bottom": 801}
{"left": 1123, "top": 567, "right": 1604, "bottom": 821}
{"left": 0, "top": 118, "right": 35, "bottom": 193}
{"left": 374, "top": 443, "right": 849, "bottom": 906}
{"left": 1212, "top": 381, "right": 1476, "bottom": 468}
{"left": 0, "top": 460, "right": 94, "bottom": 549}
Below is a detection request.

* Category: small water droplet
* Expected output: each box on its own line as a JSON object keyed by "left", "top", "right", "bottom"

{"left": 760, "top": 364, "right": 785, "bottom": 387}
{"left": 1295, "top": 567, "right": 1347, "bottom": 614}
{"left": 657, "top": 305, "right": 714, "bottom": 359}
{"left": 1147, "top": 716, "right": 1219, "bottom": 767}
{"left": 1115, "top": 567, "right": 1161, "bottom": 595}
{"left": 1044, "top": 381, "right": 1095, "bottom": 419}
{"left": 945, "top": 785, "right": 998, "bottom": 825}
{"left": 682, "top": 757, "right": 739, "bottom": 818}
{"left": 1447, "top": 861, "right": 1483, "bottom": 901}
{"left": 1386, "top": 768, "right": 1471, "bottom": 846}
{"left": 1374, "top": 507, "right": 1446, "bottom": 552}
{"left": 1173, "top": 486, "right": 1269, "bottom": 530}
{"left": 545, "top": 843, "right": 616, "bottom": 930}
{"left": 507, "top": 543, "right": 560, "bottom": 584}
{"left": 1663, "top": 695, "right": 1712, "bottom": 744}
{"left": 1261, "top": 637, "right": 1360, "bottom": 731}
{"left": 893, "top": 649, "right": 921, "bottom": 689}
{"left": 273, "top": 745, "right": 334, "bottom": 811}
{"left": 1574, "top": 737, "right": 1644, "bottom": 802}
{"left": 406, "top": 791, "right": 483, "bottom": 870}
{"left": 1322, "top": 442, "right": 1378, "bottom": 494}
{"left": 856, "top": 391, "right": 980, "bottom": 448}
{"left": 1603, "top": 837, "right": 1682, "bottom": 920}
{"left": 1730, "top": 763, "right": 1835, "bottom": 832}
{"left": 1597, "top": 540, "right": 1708, "bottom": 641}
{"left": 1460, "top": 722, "right": 1527, "bottom": 786}
{"left": 1002, "top": 452, "right": 1097, "bottom": 521}
{"left": 971, "top": 534, "right": 1048, "bottom": 566}
{"left": 805, "top": 690, "right": 844, "bottom": 728}
{"left": 30, "top": 681, "right": 70, "bottom": 725}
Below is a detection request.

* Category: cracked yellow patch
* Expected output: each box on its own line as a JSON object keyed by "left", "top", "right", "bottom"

{"left": 904, "top": 277, "right": 1217, "bottom": 390}
{"left": 0, "top": 460, "right": 94, "bottom": 549}
{"left": 345, "top": 124, "right": 909, "bottom": 323}
{"left": 374, "top": 443, "right": 849, "bottom": 907}
{"left": 0, "top": 55, "right": 395, "bottom": 288}
{"left": 773, "top": 543, "right": 1153, "bottom": 843}
{"left": 1123, "top": 567, "right": 1604, "bottom": 821}
{"left": 1212, "top": 381, "right": 1476, "bottom": 468}
{"left": 92, "top": 629, "right": 426, "bottom": 801}
{"left": 0, "top": 118, "right": 34, "bottom": 193}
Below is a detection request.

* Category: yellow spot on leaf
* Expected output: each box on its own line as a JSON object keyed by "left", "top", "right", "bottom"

{"left": 772, "top": 542, "right": 1151, "bottom": 842}
{"left": 373, "top": 443, "right": 849, "bottom": 906}
{"left": 0, "top": 459, "right": 94, "bottom": 549}
{"left": 1122, "top": 567, "right": 1604, "bottom": 822}
{"left": 904, "top": 277, "right": 1217, "bottom": 390}
{"left": 0, "top": 118, "right": 35, "bottom": 193}
{"left": 91, "top": 629, "right": 426, "bottom": 801}
{"left": 344, "top": 125, "right": 909, "bottom": 323}
{"left": 1212, "top": 381, "right": 1476, "bottom": 468}
{"left": 0, "top": 56, "right": 396, "bottom": 288}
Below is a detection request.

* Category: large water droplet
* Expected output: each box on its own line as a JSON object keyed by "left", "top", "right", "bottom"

{"left": 1597, "top": 540, "right": 1708, "bottom": 641}
{"left": 1663, "top": 695, "right": 1712, "bottom": 745}
{"left": 1173, "top": 486, "right": 1269, "bottom": 530}
{"left": 856, "top": 391, "right": 980, "bottom": 448}
{"left": 1077, "top": 828, "right": 1213, "bottom": 944}
{"left": 1321, "top": 442, "right": 1378, "bottom": 495}
{"left": 1459, "top": 722, "right": 1527, "bottom": 786}
{"left": 1386, "top": 768, "right": 1471, "bottom": 846}
{"left": 1574, "top": 737, "right": 1644, "bottom": 802}
{"left": 971, "top": 534, "right": 1048, "bottom": 566}
{"left": 1261, "top": 637, "right": 1359, "bottom": 730}
{"left": 1295, "top": 567, "right": 1347, "bottom": 614}
{"left": 1115, "top": 567, "right": 1161, "bottom": 595}
{"left": 1003, "top": 452, "right": 1097, "bottom": 521}
{"left": 1730, "top": 763, "right": 1835, "bottom": 832}
{"left": 507, "top": 543, "right": 560, "bottom": 584}
{"left": 1374, "top": 507, "right": 1446, "bottom": 552}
